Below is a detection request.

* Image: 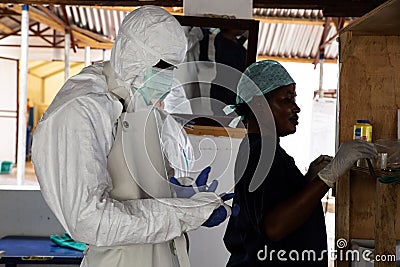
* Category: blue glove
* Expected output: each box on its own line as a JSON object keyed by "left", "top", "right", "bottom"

{"left": 202, "top": 193, "right": 240, "bottom": 228}
{"left": 170, "top": 166, "right": 218, "bottom": 198}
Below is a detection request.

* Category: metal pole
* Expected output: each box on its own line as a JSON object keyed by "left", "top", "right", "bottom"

{"left": 84, "top": 46, "right": 91, "bottom": 66}
{"left": 17, "top": 4, "right": 29, "bottom": 185}
{"left": 318, "top": 51, "right": 324, "bottom": 99}
{"left": 64, "top": 32, "right": 70, "bottom": 81}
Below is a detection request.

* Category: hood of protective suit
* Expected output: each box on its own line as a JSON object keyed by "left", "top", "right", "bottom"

{"left": 110, "top": 6, "right": 187, "bottom": 90}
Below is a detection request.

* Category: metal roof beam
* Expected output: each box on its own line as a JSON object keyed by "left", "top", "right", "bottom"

{"left": 0, "top": 21, "right": 12, "bottom": 33}
{"left": 6, "top": 4, "right": 66, "bottom": 33}
{"left": 3, "top": 4, "right": 113, "bottom": 49}
{"left": 0, "top": 24, "right": 23, "bottom": 40}
{"left": 29, "top": 22, "right": 58, "bottom": 46}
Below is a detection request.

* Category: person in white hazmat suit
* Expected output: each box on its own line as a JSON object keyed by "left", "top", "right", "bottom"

{"left": 32, "top": 6, "right": 237, "bottom": 267}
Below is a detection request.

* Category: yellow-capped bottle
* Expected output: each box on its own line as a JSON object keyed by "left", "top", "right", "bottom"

{"left": 353, "top": 120, "right": 372, "bottom": 142}
{"left": 353, "top": 120, "right": 372, "bottom": 167}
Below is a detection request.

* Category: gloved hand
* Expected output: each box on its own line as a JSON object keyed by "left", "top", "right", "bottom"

{"left": 170, "top": 166, "right": 218, "bottom": 198}
{"left": 50, "top": 233, "right": 86, "bottom": 251}
{"left": 305, "top": 155, "right": 333, "bottom": 182}
{"left": 202, "top": 193, "right": 240, "bottom": 228}
{"left": 318, "top": 140, "right": 377, "bottom": 187}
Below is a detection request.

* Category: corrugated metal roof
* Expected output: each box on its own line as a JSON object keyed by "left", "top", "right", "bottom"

{"left": 55, "top": 6, "right": 130, "bottom": 40}
{"left": 254, "top": 8, "right": 339, "bottom": 60}
{"left": 0, "top": 5, "right": 341, "bottom": 61}
{"left": 59, "top": 6, "right": 339, "bottom": 60}
{"left": 257, "top": 22, "right": 338, "bottom": 60}
{"left": 254, "top": 8, "right": 324, "bottom": 19}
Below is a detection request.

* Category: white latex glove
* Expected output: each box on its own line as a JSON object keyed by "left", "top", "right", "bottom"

{"left": 318, "top": 140, "right": 377, "bottom": 187}
{"left": 305, "top": 155, "right": 333, "bottom": 183}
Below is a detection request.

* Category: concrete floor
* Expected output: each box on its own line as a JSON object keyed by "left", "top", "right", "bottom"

{"left": 0, "top": 161, "right": 38, "bottom": 186}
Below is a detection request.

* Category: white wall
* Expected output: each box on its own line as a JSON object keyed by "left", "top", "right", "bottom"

{"left": 0, "top": 188, "right": 65, "bottom": 238}
{"left": 309, "top": 98, "right": 337, "bottom": 160}
{"left": 0, "top": 58, "right": 18, "bottom": 162}
{"left": 187, "top": 134, "right": 241, "bottom": 267}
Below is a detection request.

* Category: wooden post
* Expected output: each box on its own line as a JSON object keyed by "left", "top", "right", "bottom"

{"left": 375, "top": 181, "right": 397, "bottom": 267}
{"left": 335, "top": 171, "right": 350, "bottom": 267}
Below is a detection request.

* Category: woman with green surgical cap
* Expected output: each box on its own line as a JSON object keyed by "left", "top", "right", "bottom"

{"left": 223, "top": 60, "right": 377, "bottom": 266}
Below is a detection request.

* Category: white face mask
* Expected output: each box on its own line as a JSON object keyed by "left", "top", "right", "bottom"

{"left": 135, "top": 67, "right": 174, "bottom": 105}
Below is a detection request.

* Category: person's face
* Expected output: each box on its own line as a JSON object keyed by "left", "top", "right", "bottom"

{"left": 149, "top": 60, "right": 175, "bottom": 107}
{"left": 265, "top": 84, "right": 300, "bottom": 137}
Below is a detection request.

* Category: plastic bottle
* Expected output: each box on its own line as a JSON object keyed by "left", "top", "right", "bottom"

{"left": 353, "top": 120, "right": 372, "bottom": 167}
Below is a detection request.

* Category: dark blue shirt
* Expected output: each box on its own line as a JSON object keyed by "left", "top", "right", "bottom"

{"left": 224, "top": 134, "right": 328, "bottom": 266}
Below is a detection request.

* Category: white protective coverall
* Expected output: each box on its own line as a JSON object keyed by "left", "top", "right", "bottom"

{"left": 32, "top": 6, "right": 220, "bottom": 267}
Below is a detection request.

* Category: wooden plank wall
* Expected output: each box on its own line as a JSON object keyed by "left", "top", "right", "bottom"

{"left": 339, "top": 32, "right": 400, "bottom": 143}
{"left": 348, "top": 168, "right": 400, "bottom": 239}
{"left": 336, "top": 168, "right": 400, "bottom": 267}
{"left": 337, "top": 29, "right": 400, "bottom": 267}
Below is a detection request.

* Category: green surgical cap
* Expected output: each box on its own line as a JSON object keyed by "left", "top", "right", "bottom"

{"left": 236, "top": 60, "right": 295, "bottom": 104}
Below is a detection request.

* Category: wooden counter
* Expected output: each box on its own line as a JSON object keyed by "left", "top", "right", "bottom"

{"left": 173, "top": 113, "right": 247, "bottom": 138}
{"left": 185, "top": 125, "right": 246, "bottom": 138}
